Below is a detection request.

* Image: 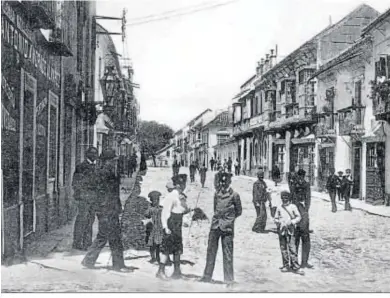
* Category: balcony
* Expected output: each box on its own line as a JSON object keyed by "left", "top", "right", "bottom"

{"left": 45, "top": 27, "right": 72, "bottom": 57}
{"left": 23, "top": 1, "right": 56, "bottom": 29}
{"left": 316, "top": 122, "right": 336, "bottom": 137}
{"left": 338, "top": 106, "right": 365, "bottom": 136}
{"left": 233, "top": 121, "right": 250, "bottom": 136}
{"left": 249, "top": 113, "right": 264, "bottom": 128}
{"left": 372, "top": 80, "right": 390, "bottom": 121}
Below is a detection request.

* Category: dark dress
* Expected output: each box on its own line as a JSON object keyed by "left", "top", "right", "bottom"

{"left": 160, "top": 212, "right": 184, "bottom": 255}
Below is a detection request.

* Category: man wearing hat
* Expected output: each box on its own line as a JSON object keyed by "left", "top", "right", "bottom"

{"left": 200, "top": 172, "right": 242, "bottom": 286}
{"left": 252, "top": 170, "right": 269, "bottom": 233}
{"left": 72, "top": 147, "right": 99, "bottom": 251}
{"left": 214, "top": 166, "right": 225, "bottom": 190}
{"left": 326, "top": 168, "right": 340, "bottom": 213}
{"left": 82, "top": 149, "right": 129, "bottom": 272}
{"left": 337, "top": 171, "right": 344, "bottom": 201}
{"left": 293, "top": 169, "right": 313, "bottom": 269}
{"left": 157, "top": 174, "right": 191, "bottom": 279}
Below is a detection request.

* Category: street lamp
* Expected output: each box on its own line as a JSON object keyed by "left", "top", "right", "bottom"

{"left": 100, "top": 66, "right": 121, "bottom": 111}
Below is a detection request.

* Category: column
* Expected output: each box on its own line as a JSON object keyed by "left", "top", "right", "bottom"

{"left": 246, "top": 137, "right": 251, "bottom": 173}
{"left": 285, "top": 130, "right": 291, "bottom": 182}
{"left": 313, "top": 140, "right": 319, "bottom": 189}
{"left": 335, "top": 136, "right": 352, "bottom": 172}
{"left": 361, "top": 141, "right": 367, "bottom": 201}
{"left": 240, "top": 138, "right": 245, "bottom": 172}
{"left": 268, "top": 134, "right": 273, "bottom": 179}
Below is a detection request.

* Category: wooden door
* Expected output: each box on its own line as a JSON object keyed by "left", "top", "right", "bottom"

{"left": 366, "top": 142, "right": 385, "bottom": 205}
{"left": 352, "top": 147, "right": 361, "bottom": 198}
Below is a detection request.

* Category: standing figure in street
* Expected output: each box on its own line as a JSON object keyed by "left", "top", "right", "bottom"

{"left": 326, "top": 168, "right": 340, "bottom": 213}
{"left": 157, "top": 174, "right": 191, "bottom": 279}
{"left": 337, "top": 171, "right": 344, "bottom": 201}
{"left": 172, "top": 159, "right": 180, "bottom": 177}
{"left": 252, "top": 170, "right": 269, "bottom": 233}
{"left": 200, "top": 172, "right": 242, "bottom": 286}
{"left": 195, "top": 159, "right": 200, "bottom": 173}
{"left": 82, "top": 149, "right": 130, "bottom": 272}
{"left": 272, "top": 164, "right": 281, "bottom": 187}
{"left": 274, "top": 191, "right": 304, "bottom": 275}
{"left": 341, "top": 169, "right": 353, "bottom": 211}
{"left": 227, "top": 157, "right": 233, "bottom": 173}
{"left": 145, "top": 191, "right": 164, "bottom": 264}
{"left": 288, "top": 168, "right": 298, "bottom": 201}
{"left": 199, "top": 164, "right": 208, "bottom": 188}
{"left": 214, "top": 166, "right": 225, "bottom": 190}
{"left": 210, "top": 157, "right": 215, "bottom": 172}
{"left": 234, "top": 158, "right": 240, "bottom": 176}
{"left": 189, "top": 161, "right": 196, "bottom": 182}
{"left": 293, "top": 169, "right": 313, "bottom": 269}
{"left": 72, "top": 147, "right": 98, "bottom": 251}
{"left": 128, "top": 153, "right": 138, "bottom": 178}
{"left": 140, "top": 153, "right": 147, "bottom": 172}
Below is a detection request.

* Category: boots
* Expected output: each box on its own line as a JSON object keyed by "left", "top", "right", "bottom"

{"left": 156, "top": 263, "right": 168, "bottom": 279}
{"left": 171, "top": 254, "right": 182, "bottom": 279}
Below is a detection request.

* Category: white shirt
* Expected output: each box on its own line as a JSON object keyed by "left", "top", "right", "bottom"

{"left": 161, "top": 189, "right": 188, "bottom": 230}
{"left": 274, "top": 203, "right": 301, "bottom": 226}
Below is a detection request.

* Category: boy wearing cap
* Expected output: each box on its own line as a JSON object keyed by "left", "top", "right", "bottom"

{"left": 200, "top": 172, "right": 242, "bottom": 286}
{"left": 145, "top": 191, "right": 164, "bottom": 264}
{"left": 82, "top": 149, "right": 129, "bottom": 272}
{"left": 274, "top": 191, "right": 304, "bottom": 275}
{"left": 157, "top": 174, "right": 191, "bottom": 279}
{"left": 293, "top": 169, "right": 313, "bottom": 269}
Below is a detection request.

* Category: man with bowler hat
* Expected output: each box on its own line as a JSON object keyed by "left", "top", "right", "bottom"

{"left": 82, "top": 149, "right": 130, "bottom": 272}
{"left": 72, "top": 147, "right": 99, "bottom": 251}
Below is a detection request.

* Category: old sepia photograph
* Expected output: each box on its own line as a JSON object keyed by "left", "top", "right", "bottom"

{"left": 1, "top": 0, "right": 390, "bottom": 293}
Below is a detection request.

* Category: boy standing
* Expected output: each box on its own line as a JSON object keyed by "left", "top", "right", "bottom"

{"left": 145, "top": 191, "right": 164, "bottom": 264}
{"left": 274, "top": 191, "right": 304, "bottom": 275}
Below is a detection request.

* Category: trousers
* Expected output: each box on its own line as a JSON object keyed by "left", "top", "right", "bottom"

{"left": 203, "top": 228, "right": 234, "bottom": 283}
{"left": 73, "top": 200, "right": 95, "bottom": 250}
{"left": 82, "top": 212, "right": 124, "bottom": 269}
{"left": 329, "top": 190, "right": 337, "bottom": 212}
{"left": 295, "top": 203, "right": 311, "bottom": 267}
{"left": 278, "top": 231, "right": 300, "bottom": 270}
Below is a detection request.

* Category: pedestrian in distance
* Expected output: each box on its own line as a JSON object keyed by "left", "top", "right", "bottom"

{"left": 252, "top": 170, "right": 270, "bottom": 233}
{"left": 326, "top": 168, "right": 340, "bottom": 213}
{"left": 227, "top": 157, "right": 233, "bottom": 173}
{"left": 200, "top": 172, "right": 242, "bottom": 287}
{"left": 293, "top": 169, "right": 313, "bottom": 269}
{"left": 144, "top": 191, "right": 164, "bottom": 264}
{"left": 234, "top": 158, "right": 240, "bottom": 176}
{"left": 337, "top": 171, "right": 344, "bottom": 201}
{"left": 341, "top": 169, "right": 353, "bottom": 211}
{"left": 210, "top": 157, "right": 215, "bottom": 172}
{"left": 157, "top": 174, "right": 192, "bottom": 280}
{"left": 217, "top": 158, "right": 222, "bottom": 169}
{"left": 189, "top": 161, "right": 196, "bottom": 182}
{"left": 274, "top": 191, "right": 304, "bottom": 275}
{"left": 199, "top": 163, "right": 208, "bottom": 188}
{"left": 272, "top": 164, "right": 281, "bottom": 187}
{"left": 128, "top": 152, "right": 138, "bottom": 178}
{"left": 82, "top": 149, "right": 131, "bottom": 272}
{"left": 223, "top": 159, "right": 228, "bottom": 170}
{"left": 72, "top": 147, "right": 99, "bottom": 251}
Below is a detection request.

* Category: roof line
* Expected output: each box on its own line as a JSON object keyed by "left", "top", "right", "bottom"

{"left": 362, "top": 7, "right": 390, "bottom": 35}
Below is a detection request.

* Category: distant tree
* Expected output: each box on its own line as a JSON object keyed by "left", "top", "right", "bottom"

{"left": 138, "top": 120, "right": 174, "bottom": 167}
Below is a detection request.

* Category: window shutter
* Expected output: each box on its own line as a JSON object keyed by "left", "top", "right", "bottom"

{"left": 387, "top": 55, "right": 390, "bottom": 79}
{"left": 379, "top": 57, "right": 386, "bottom": 77}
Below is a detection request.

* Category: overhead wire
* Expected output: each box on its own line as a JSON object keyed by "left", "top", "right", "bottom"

{"left": 125, "top": 0, "right": 239, "bottom": 27}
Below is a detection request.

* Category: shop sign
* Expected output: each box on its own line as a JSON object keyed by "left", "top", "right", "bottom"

{"left": 1, "top": 13, "right": 60, "bottom": 88}
{"left": 1, "top": 103, "right": 17, "bottom": 132}
{"left": 2, "top": 75, "right": 16, "bottom": 108}
{"left": 291, "top": 137, "right": 315, "bottom": 145}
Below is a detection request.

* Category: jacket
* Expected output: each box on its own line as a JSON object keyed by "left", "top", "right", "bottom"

{"left": 252, "top": 179, "right": 268, "bottom": 204}
{"left": 94, "top": 167, "right": 121, "bottom": 214}
{"left": 211, "top": 188, "right": 242, "bottom": 234}
{"left": 293, "top": 179, "right": 311, "bottom": 212}
{"left": 326, "top": 174, "right": 341, "bottom": 191}
{"left": 72, "top": 160, "right": 97, "bottom": 201}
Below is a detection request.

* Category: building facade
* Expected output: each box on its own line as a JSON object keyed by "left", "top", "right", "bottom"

{"left": 1, "top": 0, "right": 97, "bottom": 261}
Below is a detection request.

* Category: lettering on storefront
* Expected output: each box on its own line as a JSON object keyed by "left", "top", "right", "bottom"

{"left": 1, "top": 13, "right": 60, "bottom": 88}
{"left": 1, "top": 103, "right": 17, "bottom": 132}
{"left": 2, "top": 75, "right": 16, "bottom": 108}
{"left": 36, "top": 97, "right": 48, "bottom": 116}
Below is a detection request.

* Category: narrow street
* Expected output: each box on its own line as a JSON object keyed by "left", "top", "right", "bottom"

{"left": 2, "top": 167, "right": 390, "bottom": 292}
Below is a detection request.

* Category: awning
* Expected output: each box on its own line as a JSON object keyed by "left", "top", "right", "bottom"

{"left": 362, "top": 122, "right": 386, "bottom": 143}
{"left": 291, "top": 133, "right": 315, "bottom": 145}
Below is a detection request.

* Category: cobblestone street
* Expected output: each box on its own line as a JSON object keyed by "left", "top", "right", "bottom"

{"left": 2, "top": 167, "right": 390, "bottom": 292}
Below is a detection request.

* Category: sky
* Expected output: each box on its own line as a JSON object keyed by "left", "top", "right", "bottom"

{"left": 96, "top": 0, "right": 389, "bottom": 131}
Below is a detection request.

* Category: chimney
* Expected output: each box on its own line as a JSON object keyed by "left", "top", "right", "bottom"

{"left": 265, "top": 54, "right": 270, "bottom": 71}
{"left": 270, "top": 49, "right": 275, "bottom": 68}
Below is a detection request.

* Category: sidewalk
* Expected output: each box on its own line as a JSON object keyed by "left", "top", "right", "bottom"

{"left": 238, "top": 174, "right": 390, "bottom": 218}
{"left": 19, "top": 176, "right": 137, "bottom": 262}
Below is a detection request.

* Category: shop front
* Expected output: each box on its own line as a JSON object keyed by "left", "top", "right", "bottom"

{"left": 290, "top": 135, "right": 316, "bottom": 186}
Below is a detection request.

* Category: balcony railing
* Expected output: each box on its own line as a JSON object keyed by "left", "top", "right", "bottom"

{"left": 339, "top": 107, "right": 365, "bottom": 136}
{"left": 372, "top": 80, "right": 390, "bottom": 120}
{"left": 316, "top": 124, "right": 336, "bottom": 137}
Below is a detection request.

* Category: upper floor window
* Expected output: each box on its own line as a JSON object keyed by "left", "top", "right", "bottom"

{"left": 353, "top": 80, "right": 362, "bottom": 106}
{"left": 375, "top": 55, "right": 390, "bottom": 80}
{"left": 217, "top": 134, "right": 229, "bottom": 145}
{"left": 298, "top": 69, "right": 315, "bottom": 85}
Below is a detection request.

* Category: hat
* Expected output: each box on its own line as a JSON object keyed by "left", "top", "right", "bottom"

{"left": 219, "top": 172, "right": 232, "bottom": 183}
{"left": 166, "top": 181, "right": 174, "bottom": 189}
{"left": 100, "top": 149, "right": 118, "bottom": 161}
{"left": 257, "top": 170, "right": 264, "bottom": 178}
{"left": 148, "top": 191, "right": 162, "bottom": 200}
{"left": 337, "top": 171, "right": 344, "bottom": 175}
{"left": 297, "top": 169, "right": 306, "bottom": 176}
{"left": 281, "top": 191, "right": 291, "bottom": 200}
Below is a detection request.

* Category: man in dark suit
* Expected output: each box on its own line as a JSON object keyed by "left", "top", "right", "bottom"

{"left": 82, "top": 149, "right": 130, "bottom": 272}
{"left": 293, "top": 169, "right": 313, "bottom": 269}
{"left": 72, "top": 147, "right": 98, "bottom": 251}
{"left": 200, "top": 172, "right": 242, "bottom": 287}
{"left": 326, "top": 168, "right": 340, "bottom": 213}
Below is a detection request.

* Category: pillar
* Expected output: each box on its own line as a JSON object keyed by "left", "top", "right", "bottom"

{"left": 313, "top": 140, "right": 319, "bottom": 189}
{"left": 285, "top": 130, "right": 291, "bottom": 182}
{"left": 240, "top": 138, "right": 245, "bottom": 172}
{"left": 58, "top": 57, "right": 65, "bottom": 189}
{"left": 246, "top": 137, "right": 251, "bottom": 173}
{"left": 268, "top": 134, "right": 273, "bottom": 179}
{"left": 335, "top": 136, "right": 352, "bottom": 172}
